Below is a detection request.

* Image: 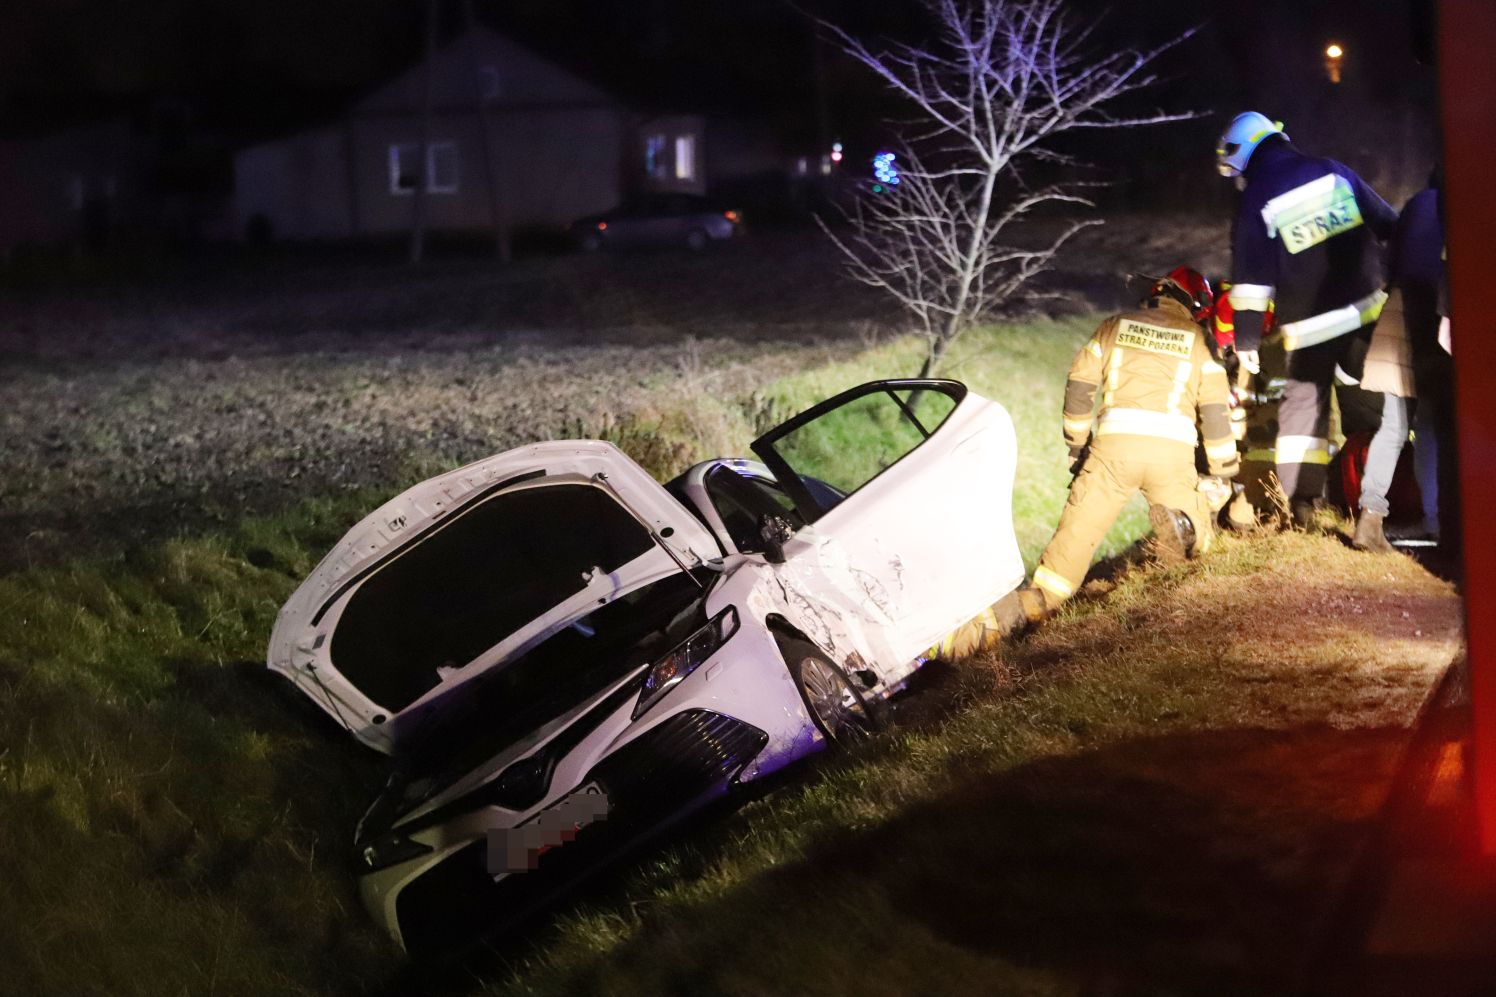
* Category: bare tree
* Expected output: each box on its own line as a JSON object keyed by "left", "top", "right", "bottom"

{"left": 820, "top": 0, "right": 1195, "bottom": 375}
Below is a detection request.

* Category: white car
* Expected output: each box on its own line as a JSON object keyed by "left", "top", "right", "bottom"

{"left": 267, "top": 378, "right": 1025, "bottom": 953}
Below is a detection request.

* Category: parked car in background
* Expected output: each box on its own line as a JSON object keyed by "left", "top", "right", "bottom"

{"left": 267, "top": 379, "right": 1025, "bottom": 954}
{"left": 570, "top": 193, "right": 742, "bottom": 252}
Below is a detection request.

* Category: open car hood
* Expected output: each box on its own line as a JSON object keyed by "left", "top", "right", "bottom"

{"left": 267, "top": 441, "right": 721, "bottom": 753}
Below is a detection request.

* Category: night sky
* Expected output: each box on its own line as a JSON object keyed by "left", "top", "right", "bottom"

{"left": 0, "top": 0, "right": 1433, "bottom": 131}
{"left": 0, "top": 0, "right": 1437, "bottom": 211}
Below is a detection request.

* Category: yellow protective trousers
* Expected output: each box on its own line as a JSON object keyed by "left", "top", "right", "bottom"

{"left": 1032, "top": 452, "right": 1213, "bottom": 610}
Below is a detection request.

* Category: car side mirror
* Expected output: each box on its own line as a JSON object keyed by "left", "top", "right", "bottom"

{"left": 757, "top": 514, "right": 796, "bottom": 564}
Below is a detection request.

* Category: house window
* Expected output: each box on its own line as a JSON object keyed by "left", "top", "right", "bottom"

{"left": 644, "top": 134, "right": 667, "bottom": 179}
{"left": 389, "top": 144, "right": 421, "bottom": 193}
{"left": 674, "top": 135, "right": 695, "bottom": 181}
{"left": 388, "top": 142, "right": 459, "bottom": 195}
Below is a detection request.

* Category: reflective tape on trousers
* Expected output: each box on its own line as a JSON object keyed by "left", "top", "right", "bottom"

{"left": 1033, "top": 566, "right": 1074, "bottom": 600}
{"left": 1276, "top": 435, "right": 1332, "bottom": 465}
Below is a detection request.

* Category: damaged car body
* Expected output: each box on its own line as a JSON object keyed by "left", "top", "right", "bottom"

{"left": 267, "top": 378, "right": 1025, "bottom": 953}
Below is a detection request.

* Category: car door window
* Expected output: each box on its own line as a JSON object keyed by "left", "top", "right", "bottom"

{"left": 751, "top": 381, "right": 962, "bottom": 522}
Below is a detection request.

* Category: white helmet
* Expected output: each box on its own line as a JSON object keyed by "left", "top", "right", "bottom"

{"left": 1216, "top": 112, "right": 1287, "bottom": 178}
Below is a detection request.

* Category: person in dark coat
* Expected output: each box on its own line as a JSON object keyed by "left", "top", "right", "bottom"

{"left": 1215, "top": 111, "right": 1397, "bottom": 526}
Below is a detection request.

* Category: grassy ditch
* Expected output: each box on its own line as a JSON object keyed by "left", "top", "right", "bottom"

{"left": 484, "top": 530, "right": 1461, "bottom": 996}
{"left": 0, "top": 314, "right": 1455, "bottom": 996}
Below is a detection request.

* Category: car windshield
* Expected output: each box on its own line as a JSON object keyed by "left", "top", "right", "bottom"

{"left": 385, "top": 568, "right": 715, "bottom": 804}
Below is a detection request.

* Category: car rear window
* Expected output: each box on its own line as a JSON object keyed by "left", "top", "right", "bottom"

{"left": 331, "top": 483, "right": 654, "bottom": 711}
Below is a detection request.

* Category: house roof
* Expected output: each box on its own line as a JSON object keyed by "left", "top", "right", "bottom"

{"left": 352, "top": 26, "right": 621, "bottom": 115}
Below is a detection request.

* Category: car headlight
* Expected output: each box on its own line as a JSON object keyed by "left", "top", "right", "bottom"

{"left": 360, "top": 832, "right": 434, "bottom": 872}
{"left": 633, "top": 606, "right": 738, "bottom": 719}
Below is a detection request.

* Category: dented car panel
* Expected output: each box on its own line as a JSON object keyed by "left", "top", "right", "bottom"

{"left": 268, "top": 379, "right": 1023, "bottom": 952}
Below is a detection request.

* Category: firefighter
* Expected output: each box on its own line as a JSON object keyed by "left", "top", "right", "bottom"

{"left": 1216, "top": 111, "right": 1397, "bottom": 527}
{"left": 1212, "top": 283, "right": 1287, "bottom": 529}
{"left": 1012, "top": 268, "right": 1238, "bottom": 617}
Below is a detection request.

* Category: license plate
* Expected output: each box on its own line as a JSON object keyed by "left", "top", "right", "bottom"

{"left": 486, "top": 782, "right": 611, "bottom": 876}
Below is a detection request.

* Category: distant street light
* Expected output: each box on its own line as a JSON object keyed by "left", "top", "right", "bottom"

{"left": 1325, "top": 42, "right": 1344, "bottom": 83}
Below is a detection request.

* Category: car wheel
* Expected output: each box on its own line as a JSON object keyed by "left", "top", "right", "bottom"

{"left": 780, "top": 638, "right": 879, "bottom": 747}
{"left": 579, "top": 232, "right": 603, "bottom": 253}
{"left": 684, "top": 228, "right": 709, "bottom": 252}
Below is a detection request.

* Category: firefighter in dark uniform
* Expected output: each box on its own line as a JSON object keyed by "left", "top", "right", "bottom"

{"left": 1216, "top": 111, "right": 1397, "bottom": 526}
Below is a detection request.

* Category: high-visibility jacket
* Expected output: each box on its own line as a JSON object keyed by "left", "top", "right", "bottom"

{"left": 1063, "top": 297, "right": 1239, "bottom": 478}
{"left": 1212, "top": 281, "right": 1276, "bottom": 350}
{"left": 1212, "top": 283, "right": 1277, "bottom": 443}
{"left": 1228, "top": 137, "right": 1397, "bottom": 353}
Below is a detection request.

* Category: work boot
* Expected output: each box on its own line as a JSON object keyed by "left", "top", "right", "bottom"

{"left": 1225, "top": 491, "right": 1259, "bottom": 532}
{"left": 1290, "top": 498, "right": 1320, "bottom": 531}
{"left": 991, "top": 586, "right": 1050, "bottom": 633}
{"left": 1148, "top": 505, "right": 1197, "bottom": 564}
{"left": 1352, "top": 509, "right": 1397, "bottom": 554}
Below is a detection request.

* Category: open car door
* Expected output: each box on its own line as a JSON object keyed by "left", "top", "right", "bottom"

{"left": 751, "top": 379, "right": 1025, "bottom": 665}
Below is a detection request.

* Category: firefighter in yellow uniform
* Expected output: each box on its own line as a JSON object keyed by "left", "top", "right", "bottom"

{"left": 1027, "top": 269, "right": 1238, "bottom": 613}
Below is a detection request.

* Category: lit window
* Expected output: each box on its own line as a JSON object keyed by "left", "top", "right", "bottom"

{"left": 389, "top": 144, "right": 421, "bottom": 194}
{"left": 795, "top": 156, "right": 809, "bottom": 176}
{"left": 644, "top": 134, "right": 667, "bottom": 178}
{"left": 674, "top": 135, "right": 695, "bottom": 181}
{"left": 388, "top": 142, "right": 459, "bottom": 194}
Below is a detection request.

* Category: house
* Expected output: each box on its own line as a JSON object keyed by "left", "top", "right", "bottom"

{"left": 0, "top": 117, "right": 153, "bottom": 255}
{"left": 231, "top": 27, "right": 706, "bottom": 242}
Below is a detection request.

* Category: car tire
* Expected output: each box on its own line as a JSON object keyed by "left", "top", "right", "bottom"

{"left": 684, "top": 228, "right": 709, "bottom": 252}
{"left": 779, "top": 638, "right": 880, "bottom": 747}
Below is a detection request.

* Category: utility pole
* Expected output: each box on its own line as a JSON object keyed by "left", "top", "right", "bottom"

{"left": 408, "top": 0, "right": 439, "bottom": 265}
{"left": 466, "top": 0, "right": 511, "bottom": 261}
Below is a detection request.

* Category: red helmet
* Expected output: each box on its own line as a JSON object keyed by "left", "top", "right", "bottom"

{"left": 1151, "top": 266, "right": 1215, "bottom": 322}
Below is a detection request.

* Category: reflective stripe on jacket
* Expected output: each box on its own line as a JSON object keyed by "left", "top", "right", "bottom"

{"left": 1229, "top": 138, "right": 1396, "bottom": 352}
{"left": 1062, "top": 298, "right": 1238, "bottom": 478}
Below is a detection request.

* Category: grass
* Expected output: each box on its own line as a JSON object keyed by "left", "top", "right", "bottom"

{"left": 477, "top": 530, "right": 1459, "bottom": 996}
{"left": 0, "top": 313, "right": 1458, "bottom": 996}
{"left": 0, "top": 497, "right": 400, "bottom": 996}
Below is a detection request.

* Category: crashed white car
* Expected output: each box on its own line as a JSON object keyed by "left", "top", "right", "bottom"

{"left": 268, "top": 378, "right": 1024, "bottom": 953}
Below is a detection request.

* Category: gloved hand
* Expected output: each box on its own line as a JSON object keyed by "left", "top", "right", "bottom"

{"left": 1068, "top": 444, "right": 1088, "bottom": 477}
{"left": 1198, "top": 475, "right": 1232, "bottom": 513}
{"left": 1222, "top": 345, "right": 1241, "bottom": 383}
{"left": 1237, "top": 348, "right": 1261, "bottom": 375}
